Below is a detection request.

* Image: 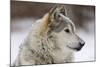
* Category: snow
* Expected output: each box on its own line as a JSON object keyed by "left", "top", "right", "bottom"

{"left": 74, "top": 30, "right": 95, "bottom": 62}
{"left": 11, "top": 18, "right": 95, "bottom": 64}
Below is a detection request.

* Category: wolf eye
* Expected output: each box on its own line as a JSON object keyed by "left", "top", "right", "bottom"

{"left": 65, "top": 29, "right": 70, "bottom": 33}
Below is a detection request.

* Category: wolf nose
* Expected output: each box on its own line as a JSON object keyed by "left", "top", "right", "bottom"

{"left": 79, "top": 42, "right": 85, "bottom": 46}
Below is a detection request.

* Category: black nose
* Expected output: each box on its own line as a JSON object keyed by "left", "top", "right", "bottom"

{"left": 79, "top": 42, "right": 85, "bottom": 46}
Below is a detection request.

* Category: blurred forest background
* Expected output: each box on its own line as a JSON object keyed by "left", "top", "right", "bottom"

{"left": 11, "top": 1, "right": 95, "bottom": 32}
{"left": 11, "top": 1, "right": 95, "bottom": 64}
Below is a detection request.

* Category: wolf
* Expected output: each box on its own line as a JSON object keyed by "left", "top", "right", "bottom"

{"left": 13, "top": 5, "right": 85, "bottom": 66}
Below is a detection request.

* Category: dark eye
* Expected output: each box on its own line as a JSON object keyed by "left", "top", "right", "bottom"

{"left": 65, "top": 29, "right": 70, "bottom": 33}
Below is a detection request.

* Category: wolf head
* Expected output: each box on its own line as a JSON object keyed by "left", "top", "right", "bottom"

{"left": 41, "top": 5, "right": 85, "bottom": 51}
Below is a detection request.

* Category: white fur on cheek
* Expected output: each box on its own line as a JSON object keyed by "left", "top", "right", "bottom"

{"left": 50, "top": 31, "right": 74, "bottom": 63}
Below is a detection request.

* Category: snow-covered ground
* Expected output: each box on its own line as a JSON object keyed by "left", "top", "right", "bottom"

{"left": 11, "top": 18, "right": 95, "bottom": 64}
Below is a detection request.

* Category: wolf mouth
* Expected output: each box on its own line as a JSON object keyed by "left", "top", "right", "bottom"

{"left": 66, "top": 45, "right": 83, "bottom": 51}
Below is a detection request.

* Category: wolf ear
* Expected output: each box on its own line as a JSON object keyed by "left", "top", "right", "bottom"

{"left": 49, "top": 5, "right": 67, "bottom": 17}
{"left": 48, "top": 5, "right": 67, "bottom": 32}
